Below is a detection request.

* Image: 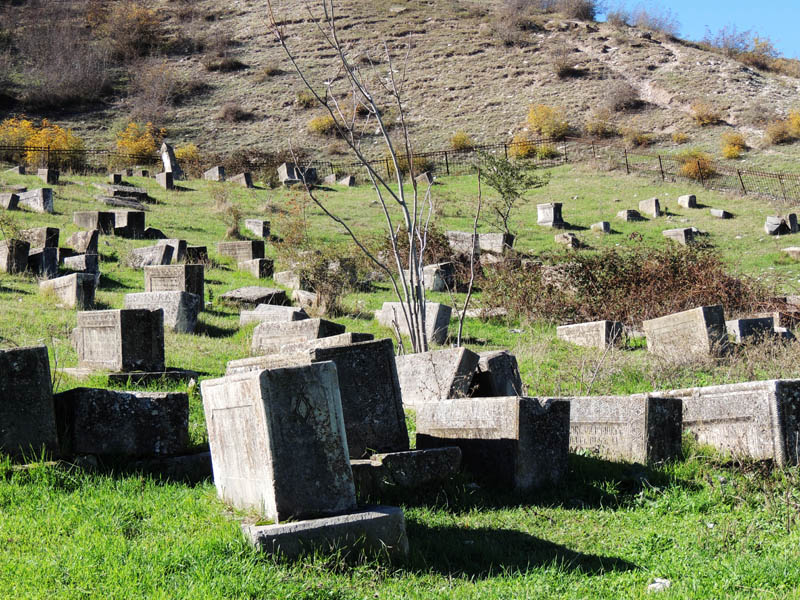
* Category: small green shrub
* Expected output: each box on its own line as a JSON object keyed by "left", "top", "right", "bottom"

{"left": 536, "top": 144, "right": 560, "bottom": 159}
{"left": 508, "top": 133, "right": 538, "bottom": 159}
{"left": 295, "top": 90, "right": 316, "bottom": 109}
{"left": 584, "top": 109, "right": 616, "bottom": 137}
{"left": 621, "top": 127, "right": 652, "bottom": 147}
{"left": 721, "top": 131, "right": 746, "bottom": 159}
{"left": 450, "top": 131, "right": 475, "bottom": 151}
{"left": 307, "top": 114, "right": 337, "bottom": 136}
{"left": 671, "top": 132, "right": 690, "bottom": 144}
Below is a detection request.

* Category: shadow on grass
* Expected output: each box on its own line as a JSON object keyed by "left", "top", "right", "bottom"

{"left": 406, "top": 522, "right": 638, "bottom": 578}
{"left": 562, "top": 223, "right": 589, "bottom": 232}
{"left": 195, "top": 321, "right": 238, "bottom": 338}
{"left": 0, "top": 283, "right": 30, "bottom": 295}
{"left": 98, "top": 274, "right": 134, "bottom": 291}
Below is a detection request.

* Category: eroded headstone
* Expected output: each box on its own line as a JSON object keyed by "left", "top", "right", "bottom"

{"left": 677, "top": 194, "right": 697, "bottom": 209}
{"left": 239, "top": 258, "right": 274, "bottom": 279}
{"left": 124, "top": 291, "right": 202, "bottom": 333}
{"left": 555, "top": 232, "right": 579, "bottom": 248}
{"left": 72, "top": 309, "right": 165, "bottom": 372}
{"left": 639, "top": 197, "right": 661, "bottom": 217}
{"left": 185, "top": 246, "right": 208, "bottom": 263}
{"left": 156, "top": 239, "right": 187, "bottom": 263}
{"left": 217, "top": 240, "right": 265, "bottom": 262}
{"left": 156, "top": 172, "right": 174, "bottom": 190}
{"left": 725, "top": 317, "right": 775, "bottom": 343}
{"left": 617, "top": 209, "right": 643, "bottom": 222}
{"left": 204, "top": 166, "right": 226, "bottom": 181}
{"left": 394, "top": 347, "right": 479, "bottom": 409}
{"left": 127, "top": 244, "right": 173, "bottom": 269}
{"left": 662, "top": 228, "right": 694, "bottom": 245}
{"left": 27, "top": 247, "right": 58, "bottom": 279}
{"left": 479, "top": 233, "right": 515, "bottom": 255}
{"left": 471, "top": 350, "right": 524, "bottom": 397}
{"left": 220, "top": 286, "right": 287, "bottom": 308}
{"left": 18, "top": 188, "right": 54, "bottom": 214}
{"left": 591, "top": 221, "right": 610, "bottom": 233}
{"left": 537, "top": 203, "right": 565, "bottom": 228}
{"left": 113, "top": 210, "right": 146, "bottom": 238}
{"left": 63, "top": 254, "right": 99, "bottom": 274}
{"left": 144, "top": 264, "right": 204, "bottom": 300}
{"left": 239, "top": 304, "right": 309, "bottom": 327}
{"left": 0, "top": 193, "right": 19, "bottom": 210}
{"left": 557, "top": 320, "right": 623, "bottom": 349}
{"left": 37, "top": 168, "right": 58, "bottom": 185}
{"left": 710, "top": 209, "right": 732, "bottom": 219}
{"left": 20, "top": 227, "right": 59, "bottom": 249}
{"left": 251, "top": 318, "right": 345, "bottom": 354}
{"left": 160, "top": 142, "right": 184, "bottom": 180}
{"left": 66, "top": 230, "right": 98, "bottom": 254}
{"left": 375, "top": 301, "right": 452, "bottom": 345}
{"left": 74, "top": 211, "right": 114, "bottom": 234}
{"left": 245, "top": 219, "right": 270, "bottom": 239}
{"left": 643, "top": 305, "right": 729, "bottom": 359}
{"left": 0, "top": 239, "right": 29, "bottom": 274}
{"left": 230, "top": 172, "right": 254, "bottom": 188}
{"left": 445, "top": 231, "right": 479, "bottom": 257}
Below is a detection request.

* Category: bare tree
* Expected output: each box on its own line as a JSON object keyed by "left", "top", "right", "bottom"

{"left": 266, "top": 0, "right": 436, "bottom": 352}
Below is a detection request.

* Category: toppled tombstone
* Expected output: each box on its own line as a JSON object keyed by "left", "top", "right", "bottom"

{"left": 54, "top": 388, "right": 189, "bottom": 457}
{"left": 72, "top": 309, "right": 165, "bottom": 372}
{"left": 725, "top": 317, "right": 776, "bottom": 343}
{"left": 375, "top": 301, "right": 452, "bottom": 345}
{"left": 185, "top": 246, "right": 208, "bottom": 263}
{"left": 127, "top": 244, "right": 173, "bottom": 268}
{"left": 220, "top": 286, "right": 287, "bottom": 309}
{"left": 245, "top": 219, "right": 270, "bottom": 239}
{"left": 471, "top": 350, "right": 523, "bottom": 397}
{"left": 274, "top": 270, "right": 307, "bottom": 291}
{"left": 156, "top": 239, "right": 186, "bottom": 263}
{"left": 20, "top": 226, "right": 59, "bottom": 249}
{"left": 639, "top": 197, "right": 661, "bottom": 218}
{"left": 145, "top": 264, "right": 204, "bottom": 300}
{"left": 537, "top": 202, "right": 565, "bottom": 228}
{"left": 0, "top": 193, "right": 18, "bottom": 210}
{"left": 160, "top": 142, "right": 184, "bottom": 180}
{"left": 351, "top": 447, "right": 461, "bottom": 500}
{"left": 677, "top": 194, "right": 697, "bottom": 209}
{"left": 113, "top": 210, "right": 146, "bottom": 238}
{"left": 557, "top": 320, "right": 623, "bottom": 349}
{"left": 5, "top": 165, "right": 24, "bottom": 175}
{"left": 617, "top": 209, "right": 644, "bottom": 222}
{"left": 555, "top": 232, "right": 579, "bottom": 248}
{"left": 416, "top": 397, "right": 570, "bottom": 490}
{"left": 479, "top": 233, "right": 515, "bottom": 256}
{"left": 239, "top": 304, "right": 308, "bottom": 326}
{"left": 710, "top": 209, "right": 732, "bottom": 219}
{"left": 643, "top": 305, "right": 729, "bottom": 359}
{"left": 94, "top": 183, "right": 150, "bottom": 202}
{"left": 230, "top": 172, "right": 254, "bottom": 188}
{"left": 18, "top": 188, "right": 54, "bottom": 213}
{"left": 323, "top": 173, "right": 337, "bottom": 185}
{"left": 217, "top": 240, "right": 265, "bottom": 262}
{"left": 445, "top": 230, "right": 480, "bottom": 257}
{"left": 338, "top": 175, "right": 355, "bottom": 187}
{"left": 402, "top": 262, "right": 455, "bottom": 293}
{"left": 394, "top": 347, "right": 479, "bottom": 409}
{"left": 37, "top": 168, "right": 58, "bottom": 185}
{"left": 156, "top": 172, "right": 174, "bottom": 190}
{"left": 278, "top": 162, "right": 318, "bottom": 185}
{"left": 124, "top": 291, "right": 202, "bottom": 333}
{"left": 43, "top": 272, "right": 98, "bottom": 310}
{"left": 0, "top": 239, "right": 29, "bottom": 273}
{"left": 415, "top": 171, "right": 433, "bottom": 186}
{"left": 0, "top": 346, "right": 59, "bottom": 458}
{"left": 662, "top": 228, "right": 695, "bottom": 245}
{"left": 767, "top": 216, "right": 792, "bottom": 235}
{"left": 204, "top": 166, "right": 225, "bottom": 181}
{"left": 63, "top": 254, "right": 99, "bottom": 274}
{"left": 293, "top": 289, "right": 326, "bottom": 314}
{"left": 66, "top": 230, "right": 98, "bottom": 254}
{"left": 251, "top": 318, "right": 345, "bottom": 354}
{"left": 783, "top": 247, "right": 800, "bottom": 260}
{"left": 27, "top": 247, "right": 58, "bottom": 279}
{"left": 591, "top": 221, "right": 610, "bottom": 233}
{"left": 238, "top": 333, "right": 373, "bottom": 360}
{"left": 239, "top": 258, "right": 274, "bottom": 279}
{"left": 74, "top": 211, "right": 114, "bottom": 234}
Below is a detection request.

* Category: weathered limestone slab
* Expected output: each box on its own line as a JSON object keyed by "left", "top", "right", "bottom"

{"left": 27, "top": 247, "right": 58, "bottom": 279}
{"left": 40, "top": 273, "right": 97, "bottom": 309}
{"left": 537, "top": 202, "right": 565, "bottom": 228}
{"left": 0, "top": 193, "right": 19, "bottom": 210}
{"left": 643, "top": 305, "right": 729, "bottom": 359}
{"left": 244, "top": 219, "right": 270, "bottom": 238}
{"left": 783, "top": 247, "right": 800, "bottom": 260}
{"left": 5, "top": 165, "right": 24, "bottom": 175}
{"left": 127, "top": 244, "right": 173, "bottom": 269}
{"left": 375, "top": 302, "right": 452, "bottom": 345}
{"left": 113, "top": 210, "right": 146, "bottom": 238}
{"left": 204, "top": 166, "right": 225, "bottom": 181}
{"left": 277, "top": 163, "right": 317, "bottom": 185}
{"left": 617, "top": 209, "right": 644, "bottom": 221}
{"left": 351, "top": 447, "right": 461, "bottom": 499}
{"left": 230, "top": 172, "right": 254, "bottom": 188}
{"left": 74, "top": 211, "right": 115, "bottom": 234}
{"left": 638, "top": 197, "right": 661, "bottom": 217}
{"left": 229, "top": 333, "right": 374, "bottom": 366}
{"left": 66, "top": 230, "right": 98, "bottom": 254}
{"left": 479, "top": 233, "right": 515, "bottom": 255}
{"left": 0, "top": 346, "right": 58, "bottom": 458}
{"left": 239, "top": 304, "right": 308, "bottom": 326}
{"left": 251, "top": 318, "right": 345, "bottom": 354}
{"left": 18, "top": 188, "right": 53, "bottom": 213}
{"left": 72, "top": 309, "right": 165, "bottom": 372}
{"left": 144, "top": 264, "right": 204, "bottom": 300}
{"left": 567, "top": 395, "right": 682, "bottom": 463}
{"left": 99, "top": 195, "right": 148, "bottom": 212}
{"left": 185, "top": 246, "right": 209, "bottom": 263}
{"left": 725, "top": 317, "right": 776, "bottom": 343}
{"left": 220, "top": 286, "right": 287, "bottom": 309}
{"left": 555, "top": 232, "right": 579, "bottom": 248}
{"left": 274, "top": 270, "right": 306, "bottom": 290}
{"left": 402, "top": 263, "right": 455, "bottom": 293}
{"left": 200, "top": 363, "right": 357, "bottom": 521}
{"left": 677, "top": 194, "right": 697, "bottom": 208}
{"left": 54, "top": 388, "right": 188, "bottom": 457}
{"left": 591, "top": 221, "right": 610, "bottom": 233}
{"left": 445, "top": 231, "right": 480, "bottom": 257}
{"left": 0, "top": 240, "right": 29, "bottom": 274}
{"left": 557, "top": 320, "right": 624, "bottom": 349}
{"left": 156, "top": 172, "right": 174, "bottom": 190}
{"left": 124, "top": 291, "right": 202, "bottom": 333}
{"left": 217, "top": 240, "right": 265, "bottom": 262}
{"left": 20, "top": 226, "right": 59, "bottom": 249}
{"left": 660, "top": 380, "right": 800, "bottom": 465}
{"left": 239, "top": 258, "right": 274, "bottom": 279}
{"left": 415, "top": 171, "right": 433, "bottom": 186}
{"left": 63, "top": 254, "right": 99, "bottom": 274}
{"left": 394, "top": 348, "right": 480, "bottom": 409}
{"left": 292, "top": 289, "right": 324, "bottom": 313}
{"left": 93, "top": 183, "right": 149, "bottom": 201}
{"left": 160, "top": 142, "right": 184, "bottom": 180}
{"left": 710, "top": 209, "right": 733, "bottom": 219}
{"left": 662, "top": 228, "right": 695, "bottom": 245}
{"left": 471, "top": 350, "right": 524, "bottom": 397}
{"left": 37, "top": 168, "right": 58, "bottom": 185}
{"left": 242, "top": 505, "right": 408, "bottom": 559}
{"left": 156, "top": 239, "right": 186, "bottom": 263}
{"left": 323, "top": 173, "right": 337, "bottom": 185}
{"left": 109, "top": 173, "right": 122, "bottom": 185}
{"left": 338, "top": 175, "right": 355, "bottom": 187}
{"left": 416, "top": 397, "right": 570, "bottom": 490}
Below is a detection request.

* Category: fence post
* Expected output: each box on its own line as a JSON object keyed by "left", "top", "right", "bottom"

{"left": 445, "top": 151, "right": 450, "bottom": 176}
{"left": 624, "top": 148, "right": 630, "bottom": 174}
{"left": 46, "top": 145, "right": 51, "bottom": 169}
{"left": 385, "top": 158, "right": 391, "bottom": 178}
{"left": 504, "top": 143, "right": 508, "bottom": 159}
{"left": 658, "top": 155, "right": 665, "bottom": 181}
{"left": 779, "top": 174, "right": 788, "bottom": 203}
{"left": 737, "top": 169, "right": 746, "bottom": 195}
{"left": 591, "top": 141, "right": 596, "bottom": 160}
{"left": 697, "top": 160, "right": 705, "bottom": 187}
{"left": 563, "top": 140, "right": 568, "bottom": 164}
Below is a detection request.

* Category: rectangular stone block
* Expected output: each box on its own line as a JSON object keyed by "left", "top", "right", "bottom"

{"left": 643, "top": 305, "right": 729, "bottom": 359}
{"left": 402, "top": 263, "right": 455, "bottom": 293}
{"left": 144, "top": 264, "right": 204, "bottom": 301}
{"left": 17, "top": 188, "right": 53, "bottom": 213}
{"left": 277, "top": 163, "right": 315, "bottom": 185}
{"left": 161, "top": 142, "right": 184, "bottom": 180}
{"left": 273, "top": 270, "right": 305, "bottom": 291}
{"left": 478, "top": 233, "right": 515, "bottom": 255}
{"left": 37, "top": 168, "right": 58, "bottom": 185}
{"left": 556, "top": 320, "right": 624, "bottom": 349}
{"left": 239, "top": 258, "right": 274, "bottom": 279}
{"left": 0, "top": 193, "right": 19, "bottom": 210}
{"left": 109, "top": 173, "right": 122, "bottom": 185}
{"left": 204, "top": 166, "right": 226, "bottom": 181}
{"left": 662, "top": 227, "right": 695, "bottom": 245}
{"left": 617, "top": 209, "right": 643, "bottom": 222}
{"left": 62, "top": 254, "right": 99, "bottom": 274}
{"left": 725, "top": 317, "right": 775, "bottom": 343}
{"left": 678, "top": 194, "right": 697, "bottom": 208}
{"left": 445, "top": 231, "right": 480, "bottom": 257}
{"left": 251, "top": 318, "right": 345, "bottom": 354}
{"left": 40, "top": 273, "right": 97, "bottom": 309}
{"left": 230, "top": 332, "right": 374, "bottom": 360}
{"left": 73, "top": 309, "right": 165, "bottom": 372}
{"left": 660, "top": 380, "right": 800, "bottom": 465}
{"left": 375, "top": 301, "right": 452, "bottom": 345}
{"left": 567, "top": 395, "right": 682, "bottom": 464}
{"left": 245, "top": 219, "right": 270, "bottom": 238}
{"left": 124, "top": 291, "right": 202, "bottom": 333}
{"left": 156, "top": 239, "right": 186, "bottom": 263}
{"left": 537, "top": 202, "right": 565, "bottom": 227}
{"left": 239, "top": 305, "right": 308, "bottom": 327}
{"left": 416, "top": 397, "right": 570, "bottom": 490}
{"left": 351, "top": 447, "right": 461, "bottom": 499}
{"left": 27, "top": 247, "right": 58, "bottom": 279}
{"left": 0, "top": 346, "right": 58, "bottom": 458}
{"left": 394, "top": 348, "right": 479, "bottom": 409}
{"left": 20, "top": 227, "right": 59, "bottom": 249}
{"left": 54, "top": 388, "right": 189, "bottom": 457}
{"left": 230, "top": 172, "right": 254, "bottom": 188}
{"left": 93, "top": 183, "right": 149, "bottom": 201}
{"left": 200, "top": 363, "right": 357, "bottom": 521}
{"left": 185, "top": 246, "right": 209, "bottom": 263}
{"left": 217, "top": 241, "right": 265, "bottom": 262}
{"left": 471, "top": 350, "right": 524, "bottom": 397}
{"left": 66, "top": 230, "right": 98, "bottom": 254}
{"left": 638, "top": 197, "right": 661, "bottom": 217}
{"left": 219, "top": 286, "right": 286, "bottom": 308}
{"left": 113, "top": 210, "right": 146, "bottom": 238}
{"left": 156, "top": 172, "right": 174, "bottom": 190}
{"left": 128, "top": 244, "right": 173, "bottom": 269}
{"left": 0, "top": 239, "right": 29, "bottom": 274}
{"left": 73, "top": 211, "right": 115, "bottom": 234}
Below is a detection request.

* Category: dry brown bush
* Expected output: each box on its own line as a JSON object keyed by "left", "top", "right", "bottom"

{"left": 691, "top": 101, "right": 722, "bottom": 126}
{"left": 765, "top": 120, "right": 794, "bottom": 145}
{"left": 95, "top": 1, "right": 166, "bottom": 62}
{"left": 554, "top": 0, "right": 596, "bottom": 20}
{"left": 604, "top": 80, "right": 641, "bottom": 112}
{"left": 217, "top": 102, "right": 252, "bottom": 122}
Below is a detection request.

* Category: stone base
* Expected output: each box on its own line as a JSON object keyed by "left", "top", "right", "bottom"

{"left": 107, "top": 369, "right": 199, "bottom": 386}
{"left": 242, "top": 505, "right": 408, "bottom": 560}
{"left": 124, "top": 451, "right": 211, "bottom": 483}
{"left": 350, "top": 447, "right": 461, "bottom": 500}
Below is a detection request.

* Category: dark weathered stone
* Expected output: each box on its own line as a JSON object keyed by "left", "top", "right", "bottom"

{"left": 72, "top": 309, "right": 165, "bottom": 372}
{"left": 230, "top": 172, "right": 254, "bottom": 188}
{"left": 185, "top": 246, "right": 209, "bottom": 263}
{"left": 20, "top": 226, "right": 59, "bottom": 249}
{"left": 109, "top": 173, "right": 122, "bottom": 185}
{"left": 40, "top": 273, "right": 96, "bottom": 309}
{"left": 156, "top": 172, "right": 174, "bottom": 190}
{"left": 63, "top": 254, "right": 99, "bottom": 274}
{"left": 555, "top": 232, "right": 580, "bottom": 248}
{"left": 710, "top": 209, "right": 733, "bottom": 219}
{"left": 677, "top": 194, "right": 697, "bottom": 209}
{"left": 128, "top": 244, "right": 173, "bottom": 269}
{"left": 277, "top": 163, "right": 316, "bottom": 186}
{"left": 219, "top": 286, "right": 287, "bottom": 308}
{"left": 557, "top": 320, "right": 624, "bottom": 349}
{"left": 37, "top": 168, "right": 59, "bottom": 185}
{"left": 617, "top": 209, "right": 644, "bottom": 222}
{"left": 239, "top": 258, "right": 274, "bottom": 279}
{"left": 217, "top": 241, "right": 265, "bottom": 262}
{"left": 156, "top": 239, "right": 186, "bottom": 263}
{"left": 66, "top": 230, "right": 98, "bottom": 254}
{"left": 765, "top": 216, "right": 790, "bottom": 236}
{"left": 113, "top": 210, "right": 146, "bottom": 238}
{"left": 98, "top": 195, "right": 148, "bottom": 211}
{"left": 725, "top": 317, "right": 776, "bottom": 343}
{"left": 643, "top": 305, "right": 729, "bottom": 359}
{"left": 54, "top": 388, "right": 188, "bottom": 457}
{"left": 0, "top": 193, "right": 19, "bottom": 210}
{"left": 251, "top": 318, "right": 345, "bottom": 354}
{"left": 244, "top": 219, "right": 270, "bottom": 238}
{"left": 18, "top": 188, "right": 54, "bottom": 213}
{"left": 0, "top": 239, "right": 29, "bottom": 274}
{"left": 662, "top": 227, "right": 695, "bottom": 245}
{"left": 375, "top": 301, "right": 452, "bottom": 345}
{"left": 144, "top": 227, "right": 166, "bottom": 240}
{"left": 471, "top": 350, "right": 524, "bottom": 397}
{"left": 93, "top": 183, "right": 150, "bottom": 202}
{"left": 73, "top": 211, "right": 115, "bottom": 234}
{"left": 124, "top": 291, "right": 202, "bottom": 333}
{"left": 27, "top": 247, "right": 58, "bottom": 279}
{"left": 394, "top": 348, "right": 480, "bottom": 409}
{"left": 351, "top": 447, "right": 462, "bottom": 499}
{"left": 144, "top": 264, "right": 204, "bottom": 301}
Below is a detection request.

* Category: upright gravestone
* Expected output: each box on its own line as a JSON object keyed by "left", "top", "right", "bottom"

{"left": 239, "top": 258, "right": 274, "bottom": 279}
{"left": 217, "top": 241, "right": 265, "bottom": 262}
{"left": 72, "top": 309, "right": 165, "bottom": 372}
{"left": 74, "top": 211, "right": 115, "bottom": 234}
{"left": 643, "top": 305, "right": 729, "bottom": 359}
{"left": 27, "top": 247, "right": 58, "bottom": 279}
{"left": 20, "top": 227, "right": 59, "bottom": 249}
{"left": 394, "top": 348, "right": 479, "bottom": 409}
{"left": 156, "top": 172, "right": 174, "bottom": 190}
{"left": 230, "top": 173, "right": 254, "bottom": 188}
{"left": 556, "top": 320, "right": 624, "bottom": 349}
{"left": 0, "top": 240, "right": 29, "bottom": 274}
{"left": 245, "top": 219, "right": 270, "bottom": 239}
{"left": 156, "top": 239, "right": 187, "bottom": 263}
{"left": 113, "top": 210, "right": 146, "bottom": 238}
{"left": 128, "top": 244, "right": 173, "bottom": 268}
{"left": 66, "top": 230, "right": 99, "bottom": 254}
{"left": 638, "top": 197, "right": 661, "bottom": 218}
{"left": 124, "top": 291, "right": 202, "bottom": 334}
{"left": 537, "top": 202, "right": 565, "bottom": 228}
{"left": 144, "top": 264, "right": 204, "bottom": 301}
{"left": 37, "top": 168, "right": 59, "bottom": 185}
{"left": 160, "top": 142, "right": 184, "bottom": 180}
{"left": 375, "top": 301, "right": 452, "bottom": 345}
{"left": 677, "top": 194, "right": 697, "bottom": 209}
{"left": 40, "top": 273, "right": 97, "bottom": 309}
{"left": 63, "top": 254, "right": 99, "bottom": 274}
{"left": 204, "top": 166, "right": 226, "bottom": 182}
{"left": 18, "top": 188, "right": 54, "bottom": 214}
{"left": 471, "top": 350, "right": 524, "bottom": 397}
{"left": 251, "top": 318, "right": 345, "bottom": 354}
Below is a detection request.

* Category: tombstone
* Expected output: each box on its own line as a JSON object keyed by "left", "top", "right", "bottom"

{"left": 0, "top": 240, "right": 29, "bottom": 274}
{"left": 677, "top": 194, "right": 697, "bottom": 208}
{"left": 93, "top": 183, "right": 150, "bottom": 201}
{"left": 0, "top": 193, "right": 18, "bottom": 210}
{"left": 555, "top": 232, "right": 579, "bottom": 248}
{"left": 144, "top": 264, "right": 204, "bottom": 301}
{"left": 471, "top": 350, "right": 524, "bottom": 397}
{"left": 58, "top": 247, "right": 76, "bottom": 264}
{"left": 230, "top": 172, "right": 254, "bottom": 188}
{"left": 27, "top": 247, "right": 58, "bottom": 279}
{"left": 567, "top": 395, "right": 682, "bottom": 463}
{"left": 638, "top": 197, "right": 661, "bottom": 217}
{"left": 591, "top": 221, "right": 610, "bottom": 233}
{"left": 156, "top": 239, "right": 186, "bottom": 263}
{"left": 394, "top": 348, "right": 479, "bottom": 409}
{"left": 375, "top": 302, "right": 452, "bottom": 346}
{"left": 783, "top": 247, "right": 800, "bottom": 261}
{"left": 643, "top": 305, "right": 729, "bottom": 359}
{"left": 445, "top": 231, "right": 480, "bottom": 257}
{"left": 37, "top": 168, "right": 59, "bottom": 185}
{"left": 72, "top": 309, "right": 165, "bottom": 372}
{"left": 54, "top": 388, "right": 188, "bottom": 457}
{"left": 789, "top": 213, "right": 799, "bottom": 234}
{"left": 74, "top": 211, "right": 115, "bottom": 234}
{"left": 204, "top": 166, "right": 226, "bottom": 181}
{"left": 415, "top": 171, "right": 433, "bottom": 186}
{"left": 113, "top": 210, "right": 146, "bottom": 238}
{"left": 479, "top": 233, "right": 515, "bottom": 255}
{"left": 416, "top": 397, "right": 570, "bottom": 490}
{"left": 351, "top": 447, "right": 461, "bottom": 500}
{"left": 5, "top": 165, "right": 24, "bottom": 175}
{"left": 725, "top": 317, "right": 776, "bottom": 343}
{"left": 251, "top": 318, "right": 345, "bottom": 354}
{"left": 127, "top": 244, "right": 173, "bottom": 268}
{"left": 133, "top": 168, "right": 150, "bottom": 177}
{"left": 659, "top": 379, "right": 800, "bottom": 465}
{"left": 220, "top": 286, "right": 287, "bottom": 309}
{"left": 109, "top": 173, "right": 122, "bottom": 185}
{"left": 244, "top": 219, "right": 270, "bottom": 239}
{"left": 217, "top": 240, "right": 265, "bottom": 262}
{"left": 0, "top": 346, "right": 58, "bottom": 458}
{"left": 156, "top": 172, "right": 174, "bottom": 190}
{"left": 537, "top": 202, "right": 565, "bottom": 228}
{"left": 63, "top": 254, "right": 99, "bottom": 274}
{"left": 323, "top": 173, "right": 337, "bottom": 185}
{"left": 239, "top": 305, "right": 309, "bottom": 327}
{"left": 338, "top": 175, "right": 355, "bottom": 187}
{"left": 20, "top": 227, "right": 59, "bottom": 250}
{"left": 17, "top": 188, "right": 54, "bottom": 214}
{"left": 124, "top": 291, "right": 202, "bottom": 333}
{"left": 160, "top": 142, "right": 184, "bottom": 180}
{"left": 293, "top": 289, "right": 324, "bottom": 313}
{"left": 66, "top": 230, "right": 98, "bottom": 254}
{"left": 557, "top": 320, "right": 624, "bottom": 349}
{"left": 99, "top": 195, "right": 148, "bottom": 211}
{"left": 239, "top": 258, "right": 274, "bottom": 279}
{"left": 200, "top": 362, "right": 357, "bottom": 521}
{"left": 412, "top": 262, "right": 454, "bottom": 293}
{"left": 765, "top": 216, "right": 790, "bottom": 236}
{"left": 710, "top": 209, "right": 732, "bottom": 219}
{"left": 185, "top": 246, "right": 209, "bottom": 263}
{"left": 662, "top": 228, "right": 695, "bottom": 245}
{"left": 273, "top": 270, "right": 305, "bottom": 291}
{"left": 616, "top": 209, "right": 643, "bottom": 221}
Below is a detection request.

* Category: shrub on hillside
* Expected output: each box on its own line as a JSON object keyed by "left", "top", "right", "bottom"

{"left": 676, "top": 149, "right": 716, "bottom": 181}
{"left": 721, "top": 132, "right": 746, "bottom": 159}
{"left": 527, "top": 104, "right": 570, "bottom": 140}
{"left": 671, "top": 132, "right": 690, "bottom": 144}
{"left": 115, "top": 122, "right": 166, "bottom": 163}
{"left": 0, "top": 117, "right": 85, "bottom": 169}
{"left": 789, "top": 110, "right": 800, "bottom": 137}
{"left": 295, "top": 90, "right": 316, "bottom": 109}
{"left": 217, "top": 102, "right": 252, "bottom": 123}
{"left": 621, "top": 127, "right": 652, "bottom": 147}
{"left": 630, "top": 6, "right": 680, "bottom": 36}
{"left": 765, "top": 120, "right": 794, "bottom": 145}
{"left": 691, "top": 101, "right": 721, "bottom": 126}
{"left": 604, "top": 81, "right": 640, "bottom": 112}
{"left": 94, "top": 1, "right": 165, "bottom": 61}
{"left": 536, "top": 144, "right": 560, "bottom": 159}
{"left": 307, "top": 114, "right": 337, "bottom": 136}
{"left": 584, "top": 108, "right": 616, "bottom": 137}
{"left": 508, "top": 133, "right": 538, "bottom": 158}
{"left": 450, "top": 131, "right": 475, "bottom": 151}
{"left": 554, "top": 0, "right": 596, "bottom": 20}
{"left": 385, "top": 152, "right": 434, "bottom": 178}
{"left": 175, "top": 143, "right": 203, "bottom": 179}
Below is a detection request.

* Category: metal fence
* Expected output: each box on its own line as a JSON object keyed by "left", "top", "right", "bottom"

{"left": 0, "top": 145, "right": 160, "bottom": 173}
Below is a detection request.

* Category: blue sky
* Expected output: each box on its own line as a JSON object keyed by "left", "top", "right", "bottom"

{"left": 599, "top": 1, "right": 798, "bottom": 59}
